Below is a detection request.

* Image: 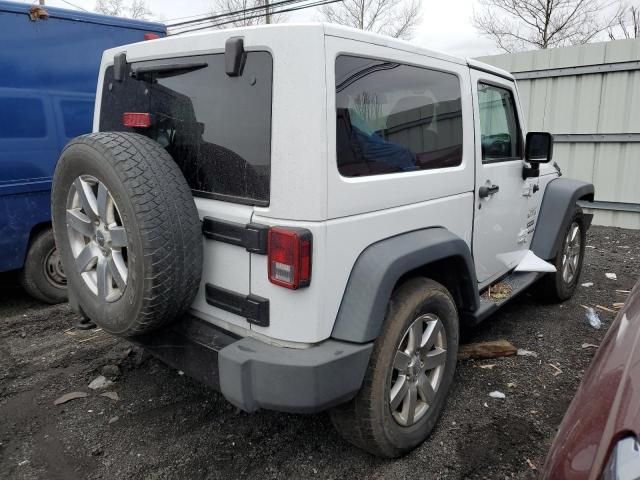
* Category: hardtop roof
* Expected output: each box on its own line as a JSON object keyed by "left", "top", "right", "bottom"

{"left": 168, "top": 23, "right": 512, "bottom": 78}
{"left": 102, "top": 21, "right": 512, "bottom": 81}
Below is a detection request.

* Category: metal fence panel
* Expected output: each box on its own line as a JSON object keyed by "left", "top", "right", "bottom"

{"left": 478, "top": 38, "right": 640, "bottom": 228}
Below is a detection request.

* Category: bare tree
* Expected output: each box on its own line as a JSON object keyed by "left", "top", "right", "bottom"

{"left": 95, "top": 0, "right": 152, "bottom": 20}
{"left": 473, "top": 0, "right": 617, "bottom": 52}
{"left": 608, "top": 3, "right": 640, "bottom": 38}
{"left": 353, "top": 92, "right": 384, "bottom": 127}
{"left": 95, "top": 0, "right": 125, "bottom": 16}
{"left": 209, "top": 0, "right": 286, "bottom": 27}
{"left": 129, "top": 0, "right": 152, "bottom": 19}
{"left": 320, "top": 0, "right": 422, "bottom": 40}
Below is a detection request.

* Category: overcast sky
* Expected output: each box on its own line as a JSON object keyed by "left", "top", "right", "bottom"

{"left": 18, "top": 0, "right": 498, "bottom": 57}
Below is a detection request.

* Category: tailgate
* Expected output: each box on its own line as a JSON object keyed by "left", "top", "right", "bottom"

{"left": 98, "top": 49, "right": 273, "bottom": 332}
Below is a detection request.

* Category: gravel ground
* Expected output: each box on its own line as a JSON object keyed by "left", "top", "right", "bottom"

{"left": 1, "top": 225, "right": 639, "bottom": 480}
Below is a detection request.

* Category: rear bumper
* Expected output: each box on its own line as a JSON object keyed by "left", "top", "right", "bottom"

{"left": 134, "top": 316, "right": 373, "bottom": 413}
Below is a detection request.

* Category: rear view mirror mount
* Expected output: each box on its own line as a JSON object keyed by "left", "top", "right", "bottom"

{"left": 113, "top": 52, "right": 127, "bottom": 82}
{"left": 225, "top": 37, "right": 246, "bottom": 77}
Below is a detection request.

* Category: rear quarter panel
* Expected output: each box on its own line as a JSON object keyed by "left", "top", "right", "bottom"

{"left": 250, "top": 34, "right": 475, "bottom": 343}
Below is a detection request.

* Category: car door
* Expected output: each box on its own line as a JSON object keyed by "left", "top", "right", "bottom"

{"left": 471, "top": 72, "right": 530, "bottom": 286}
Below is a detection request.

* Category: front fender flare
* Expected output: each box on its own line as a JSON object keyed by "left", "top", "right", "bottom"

{"left": 531, "top": 177, "right": 594, "bottom": 261}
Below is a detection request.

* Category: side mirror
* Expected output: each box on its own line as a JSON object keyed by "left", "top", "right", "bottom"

{"left": 525, "top": 132, "right": 553, "bottom": 163}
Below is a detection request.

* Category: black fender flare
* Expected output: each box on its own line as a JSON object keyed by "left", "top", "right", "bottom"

{"left": 531, "top": 177, "right": 594, "bottom": 261}
{"left": 331, "top": 227, "right": 480, "bottom": 343}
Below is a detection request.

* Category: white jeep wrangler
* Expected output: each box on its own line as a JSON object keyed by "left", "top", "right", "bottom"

{"left": 51, "top": 24, "right": 594, "bottom": 457}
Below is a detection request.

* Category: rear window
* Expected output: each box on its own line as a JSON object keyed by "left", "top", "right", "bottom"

{"left": 99, "top": 52, "right": 273, "bottom": 206}
{"left": 335, "top": 55, "right": 463, "bottom": 177}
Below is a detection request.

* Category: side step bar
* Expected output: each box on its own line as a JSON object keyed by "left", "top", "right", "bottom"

{"left": 467, "top": 271, "right": 542, "bottom": 325}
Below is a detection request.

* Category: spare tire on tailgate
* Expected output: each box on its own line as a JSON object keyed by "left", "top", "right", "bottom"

{"left": 52, "top": 132, "right": 203, "bottom": 336}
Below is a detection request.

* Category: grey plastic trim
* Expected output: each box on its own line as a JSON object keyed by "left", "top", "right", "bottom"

{"left": 553, "top": 133, "right": 640, "bottom": 143}
{"left": 531, "top": 178, "right": 595, "bottom": 260}
{"left": 202, "top": 217, "right": 269, "bottom": 254}
{"left": 578, "top": 200, "right": 640, "bottom": 213}
{"left": 331, "top": 228, "right": 480, "bottom": 344}
{"left": 132, "top": 315, "right": 240, "bottom": 391}
{"left": 513, "top": 60, "right": 640, "bottom": 80}
{"left": 219, "top": 337, "right": 373, "bottom": 413}
{"left": 205, "top": 283, "right": 269, "bottom": 327}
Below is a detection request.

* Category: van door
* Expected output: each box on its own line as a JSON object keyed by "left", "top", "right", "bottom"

{"left": 98, "top": 51, "right": 273, "bottom": 332}
{"left": 470, "top": 72, "right": 531, "bottom": 286}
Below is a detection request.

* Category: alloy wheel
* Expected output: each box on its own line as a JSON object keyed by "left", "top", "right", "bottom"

{"left": 389, "top": 313, "right": 447, "bottom": 427}
{"left": 561, "top": 221, "right": 581, "bottom": 285}
{"left": 66, "top": 175, "right": 128, "bottom": 302}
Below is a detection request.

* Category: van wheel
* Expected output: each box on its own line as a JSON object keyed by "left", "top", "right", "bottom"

{"left": 51, "top": 132, "right": 202, "bottom": 337}
{"left": 330, "top": 278, "right": 459, "bottom": 458}
{"left": 537, "top": 209, "right": 586, "bottom": 302}
{"left": 20, "top": 229, "right": 67, "bottom": 304}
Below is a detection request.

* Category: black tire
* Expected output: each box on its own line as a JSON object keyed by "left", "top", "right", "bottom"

{"left": 537, "top": 209, "right": 586, "bottom": 302}
{"left": 51, "top": 132, "right": 202, "bottom": 336}
{"left": 330, "top": 277, "right": 459, "bottom": 458}
{"left": 20, "top": 229, "right": 67, "bottom": 304}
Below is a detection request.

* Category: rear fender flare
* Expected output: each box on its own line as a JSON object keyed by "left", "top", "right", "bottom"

{"left": 331, "top": 228, "right": 479, "bottom": 344}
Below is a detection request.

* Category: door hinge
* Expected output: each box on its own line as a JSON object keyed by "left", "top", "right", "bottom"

{"left": 202, "top": 217, "right": 269, "bottom": 254}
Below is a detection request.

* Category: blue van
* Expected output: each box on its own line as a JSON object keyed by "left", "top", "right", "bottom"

{"left": 0, "top": 1, "right": 165, "bottom": 303}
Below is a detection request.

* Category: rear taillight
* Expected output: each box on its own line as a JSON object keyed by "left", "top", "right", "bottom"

{"left": 144, "top": 33, "right": 160, "bottom": 40}
{"left": 122, "top": 112, "right": 151, "bottom": 128}
{"left": 268, "top": 227, "right": 312, "bottom": 289}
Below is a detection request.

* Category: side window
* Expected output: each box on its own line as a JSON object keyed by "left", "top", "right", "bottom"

{"left": 335, "top": 55, "right": 463, "bottom": 177}
{"left": 477, "top": 83, "right": 522, "bottom": 162}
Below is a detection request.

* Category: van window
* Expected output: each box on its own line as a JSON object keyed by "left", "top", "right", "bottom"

{"left": 477, "top": 83, "right": 522, "bottom": 162}
{"left": 335, "top": 55, "right": 463, "bottom": 177}
{"left": 0, "top": 98, "right": 46, "bottom": 138}
{"left": 99, "top": 52, "right": 273, "bottom": 206}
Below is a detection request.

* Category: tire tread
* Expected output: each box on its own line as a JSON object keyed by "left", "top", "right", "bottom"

{"left": 53, "top": 132, "right": 202, "bottom": 336}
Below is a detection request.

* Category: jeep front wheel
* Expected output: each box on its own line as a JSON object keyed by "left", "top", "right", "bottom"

{"left": 330, "top": 277, "right": 459, "bottom": 458}
{"left": 537, "top": 209, "right": 586, "bottom": 302}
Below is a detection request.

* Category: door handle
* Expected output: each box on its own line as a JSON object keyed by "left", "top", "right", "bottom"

{"left": 479, "top": 184, "right": 500, "bottom": 198}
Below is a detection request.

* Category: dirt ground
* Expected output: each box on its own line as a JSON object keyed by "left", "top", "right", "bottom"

{"left": 1, "top": 225, "right": 638, "bottom": 480}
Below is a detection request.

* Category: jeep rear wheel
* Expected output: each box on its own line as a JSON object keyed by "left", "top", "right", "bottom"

{"left": 330, "top": 278, "right": 459, "bottom": 458}
{"left": 52, "top": 132, "right": 202, "bottom": 336}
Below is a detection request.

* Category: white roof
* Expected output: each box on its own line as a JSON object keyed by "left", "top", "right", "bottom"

{"left": 168, "top": 22, "right": 468, "bottom": 65}
{"left": 109, "top": 22, "right": 511, "bottom": 79}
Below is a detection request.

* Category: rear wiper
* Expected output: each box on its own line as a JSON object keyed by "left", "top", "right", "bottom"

{"left": 130, "top": 62, "right": 208, "bottom": 80}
